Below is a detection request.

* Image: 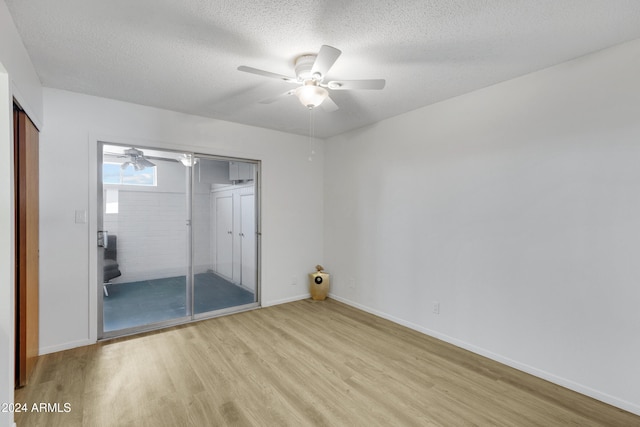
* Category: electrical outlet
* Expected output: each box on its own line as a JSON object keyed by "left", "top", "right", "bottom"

{"left": 348, "top": 278, "right": 356, "bottom": 289}
{"left": 433, "top": 302, "right": 440, "bottom": 315}
{"left": 291, "top": 276, "right": 297, "bottom": 286}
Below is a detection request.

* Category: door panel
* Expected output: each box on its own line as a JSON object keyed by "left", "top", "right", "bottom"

{"left": 240, "top": 193, "right": 256, "bottom": 292}
{"left": 100, "top": 144, "right": 190, "bottom": 335}
{"left": 15, "top": 107, "right": 39, "bottom": 387}
{"left": 215, "top": 194, "right": 234, "bottom": 279}
{"left": 195, "top": 158, "right": 258, "bottom": 315}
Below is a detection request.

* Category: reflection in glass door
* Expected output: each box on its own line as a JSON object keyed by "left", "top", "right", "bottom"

{"left": 100, "top": 144, "right": 191, "bottom": 335}
{"left": 98, "top": 144, "right": 259, "bottom": 338}
{"left": 193, "top": 158, "right": 258, "bottom": 315}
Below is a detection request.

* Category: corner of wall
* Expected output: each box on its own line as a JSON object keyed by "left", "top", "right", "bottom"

{"left": 0, "top": 64, "right": 16, "bottom": 427}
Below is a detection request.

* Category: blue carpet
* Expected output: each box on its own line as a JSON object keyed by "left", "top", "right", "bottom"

{"left": 104, "top": 272, "right": 255, "bottom": 332}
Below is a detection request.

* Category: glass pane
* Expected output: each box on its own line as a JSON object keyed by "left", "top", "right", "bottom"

{"left": 121, "top": 165, "right": 156, "bottom": 186}
{"left": 192, "top": 158, "right": 258, "bottom": 314}
{"left": 101, "top": 145, "right": 189, "bottom": 333}
{"left": 102, "top": 163, "right": 121, "bottom": 185}
{"left": 99, "top": 146, "right": 260, "bottom": 338}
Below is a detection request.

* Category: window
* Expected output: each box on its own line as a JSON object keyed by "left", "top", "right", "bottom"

{"left": 103, "top": 162, "right": 157, "bottom": 186}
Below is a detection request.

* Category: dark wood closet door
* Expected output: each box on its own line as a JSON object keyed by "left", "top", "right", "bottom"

{"left": 14, "top": 106, "right": 39, "bottom": 387}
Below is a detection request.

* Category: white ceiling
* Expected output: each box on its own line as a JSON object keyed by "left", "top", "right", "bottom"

{"left": 6, "top": 0, "right": 640, "bottom": 138}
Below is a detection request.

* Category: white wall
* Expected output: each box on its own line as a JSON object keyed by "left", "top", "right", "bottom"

{"left": 324, "top": 38, "right": 640, "bottom": 415}
{"left": 0, "top": 2, "right": 42, "bottom": 426}
{"left": 39, "top": 88, "right": 324, "bottom": 353}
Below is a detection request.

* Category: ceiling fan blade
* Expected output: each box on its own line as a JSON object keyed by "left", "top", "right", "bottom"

{"left": 237, "top": 66, "right": 297, "bottom": 83}
{"left": 327, "top": 79, "right": 386, "bottom": 90}
{"left": 311, "top": 45, "right": 342, "bottom": 78}
{"left": 138, "top": 158, "right": 156, "bottom": 168}
{"left": 321, "top": 96, "right": 339, "bottom": 112}
{"left": 258, "top": 90, "right": 296, "bottom": 104}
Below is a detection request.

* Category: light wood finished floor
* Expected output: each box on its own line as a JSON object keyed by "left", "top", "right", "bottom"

{"left": 15, "top": 299, "right": 640, "bottom": 426}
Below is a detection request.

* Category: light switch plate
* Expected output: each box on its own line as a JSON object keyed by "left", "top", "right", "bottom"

{"left": 75, "top": 209, "right": 87, "bottom": 224}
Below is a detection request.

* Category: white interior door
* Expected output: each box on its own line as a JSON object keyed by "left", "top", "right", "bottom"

{"left": 215, "top": 194, "right": 234, "bottom": 280}
{"left": 240, "top": 193, "right": 256, "bottom": 292}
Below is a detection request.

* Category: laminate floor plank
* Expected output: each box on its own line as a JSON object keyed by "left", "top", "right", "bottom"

{"left": 14, "top": 299, "right": 640, "bottom": 426}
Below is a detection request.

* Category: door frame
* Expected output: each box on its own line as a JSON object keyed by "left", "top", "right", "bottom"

{"left": 89, "top": 136, "right": 261, "bottom": 341}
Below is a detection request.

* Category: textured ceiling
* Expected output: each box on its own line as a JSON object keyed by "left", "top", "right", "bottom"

{"left": 6, "top": 0, "right": 640, "bottom": 138}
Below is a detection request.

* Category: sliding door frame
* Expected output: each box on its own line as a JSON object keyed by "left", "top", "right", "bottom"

{"left": 89, "top": 137, "right": 261, "bottom": 341}
{"left": 98, "top": 141, "right": 193, "bottom": 339}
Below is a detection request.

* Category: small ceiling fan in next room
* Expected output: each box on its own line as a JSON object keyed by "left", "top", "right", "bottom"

{"left": 118, "top": 148, "right": 156, "bottom": 171}
{"left": 237, "top": 45, "right": 386, "bottom": 111}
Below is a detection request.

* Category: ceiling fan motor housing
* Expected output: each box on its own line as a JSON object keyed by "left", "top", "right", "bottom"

{"left": 295, "top": 55, "right": 320, "bottom": 82}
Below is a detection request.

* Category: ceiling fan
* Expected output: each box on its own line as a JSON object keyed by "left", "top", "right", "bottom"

{"left": 237, "top": 45, "right": 385, "bottom": 112}
{"left": 119, "top": 148, "right": 156, "bottom": 171}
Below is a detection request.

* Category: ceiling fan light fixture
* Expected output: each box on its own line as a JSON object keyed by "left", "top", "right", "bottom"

{"left": 238, "top": 44, "right": 385, "bottom": 112}
{"left": 295, "top": 81, "right": 328, "bottom": 109}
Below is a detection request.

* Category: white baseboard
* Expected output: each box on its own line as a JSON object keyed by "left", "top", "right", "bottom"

{"left": 262, "top": 293, "right": 310, "bottom": 308}
{"left": 329, "top": 293, "right": 640, "bottom": 417}
{"left": 39, "top": 338, "right": 95, "bottom": 356}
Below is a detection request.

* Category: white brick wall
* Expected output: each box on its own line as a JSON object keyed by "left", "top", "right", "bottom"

{"left": 104, "top": 190, "right": 214, "bottom": 282}
{"left": 113, "top": 190, "right": 189, "bottom": 282}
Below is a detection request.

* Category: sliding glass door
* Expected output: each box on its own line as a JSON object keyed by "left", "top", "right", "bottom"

{"left": 192, "top": 158, "right": 258, "bottom": 316}
{"left": 98, "top": 144, "right": 259, "bottom": 338}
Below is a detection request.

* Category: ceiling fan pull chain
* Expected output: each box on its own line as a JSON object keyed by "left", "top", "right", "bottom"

{"left": 308, "top": 108, "right": 316, "bottom": 162}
